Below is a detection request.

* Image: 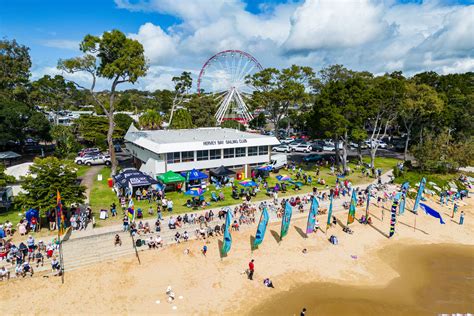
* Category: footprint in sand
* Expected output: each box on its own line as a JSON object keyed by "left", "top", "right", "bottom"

{"left": 212, "top": 282, "right": 222, "bottom": 289}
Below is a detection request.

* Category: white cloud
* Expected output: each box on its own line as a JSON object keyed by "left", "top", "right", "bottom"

{"left": 128, "top": 23, "right": 178, "bottom": 65}
{"left": 41, "top": 39, "right": 80, "bottom": 50}
{"left": 284, "top": 0, "right": 392, "bottom": 52}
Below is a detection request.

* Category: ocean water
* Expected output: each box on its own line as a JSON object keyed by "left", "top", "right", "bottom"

{"left": 251, "top": 244, "right": 474, "bottom": 316}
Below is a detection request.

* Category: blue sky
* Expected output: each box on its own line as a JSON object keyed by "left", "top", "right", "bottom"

{"left": 1, "top": 0, "right": 473, "bottom": 91}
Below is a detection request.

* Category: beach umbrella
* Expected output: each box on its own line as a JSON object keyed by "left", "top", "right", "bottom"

{"left": 239, "top": 180, "right": 258, "bottom": 187}
{"left": 276, "top": 175, "right": 291, "bottom": 181}
{"left": 184, "top": 188, "right": 205, "bottom": 196}
{"left": 257, "top": 164, "right": 273, "bottom": 171}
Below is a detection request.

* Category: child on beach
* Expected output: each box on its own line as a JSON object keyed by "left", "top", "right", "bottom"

{"left": 202, "top": 245, "right": 207, "bottom": 256}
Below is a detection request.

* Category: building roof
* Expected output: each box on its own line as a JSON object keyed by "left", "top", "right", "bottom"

{"left": 124, "top": 124, "right": 280, "bottom": 154}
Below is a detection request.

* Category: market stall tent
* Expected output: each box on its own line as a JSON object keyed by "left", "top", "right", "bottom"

{"left": 158, "top": 171, "right": 185, "bottom": 184}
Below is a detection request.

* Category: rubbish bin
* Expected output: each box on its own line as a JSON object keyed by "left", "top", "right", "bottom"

{"left": 237, "top": 172, "right": 243, "bottom": 180}
{"left": 107, "top": 178, "right": 113, "bottom": 188}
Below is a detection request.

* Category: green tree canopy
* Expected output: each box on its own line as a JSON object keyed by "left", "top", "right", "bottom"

{"left": 169, "top": 109, "right": 193, "bottom": 129}
{"left": 0, "top": 39, "right": 31, "bottom": 100}
{"left": 221, "top": 120, "right": 246, "bottom": 131}
{"left": 50, "top": 125, "right": 80, "bottom": 157}
{"left": 138, "top": 110, "right": 162, "bottom": 130}
{"left": 0, "top": 164, "right": 15, "bottom": 187}
{"left": 114, "top": 113, "right": 135, "bottom": 133}
{"left": 249, "top": 112, "right": 267, "bottom": 130}
{"left": 75, "top": 115, "right": 123, "bottom": 149}
{"left": 16, "top": 157, "right": 86, "bottom": 212}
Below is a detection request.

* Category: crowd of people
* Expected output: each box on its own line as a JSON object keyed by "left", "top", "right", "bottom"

{"left": 0, "top": 235, "right": 61, "bottom": 281}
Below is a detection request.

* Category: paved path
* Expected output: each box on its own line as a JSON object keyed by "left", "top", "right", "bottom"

{"left": 80, "top": 165, "right": 103, "bottom": 204}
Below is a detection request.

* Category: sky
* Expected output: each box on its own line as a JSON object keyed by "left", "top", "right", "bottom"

{"left": 1, "top": 0, "right": 473, "bottom": 91}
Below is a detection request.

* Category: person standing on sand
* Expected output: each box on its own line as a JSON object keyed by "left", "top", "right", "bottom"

{"left": 248, "top": 259, "right": 255, "bottom": 280}
{"left": 459, "top": 211, "right": 465, "bottom": 225}
{"left": 301, "top": 307, "right": 307, "bottom": 315}
{"left": 202, "top": 245, "right": 207, "bottom": 256}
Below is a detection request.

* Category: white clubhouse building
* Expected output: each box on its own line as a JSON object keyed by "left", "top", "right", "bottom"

{"left": 124, "top": 125, "right": 280, "bottom": 178}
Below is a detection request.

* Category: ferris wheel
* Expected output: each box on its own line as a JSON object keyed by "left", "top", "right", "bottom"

{"left": 197, "top": 50, "right": 263, "bottom": 125}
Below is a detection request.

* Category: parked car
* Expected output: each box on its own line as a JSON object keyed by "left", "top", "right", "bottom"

{"left": 74, "top": 152, "right": 101, "bottom": 165}
{"left": 303, "top": 154, "right": 324, "bottom": 163}
{"left": 310, "top": 141, "right": 325, "bottom": 152}
{"left": 272, "top": 145, "right": 291, "bottom": 153}
{"left": 288, "top": 141, "right": 306, "bottom": 151}
{"left": 78, "top": 148, "right": 100, "bottom": 157}
{"left": 294, "top": 144, "right": 312, "bottom": 153}
{"left": 83, "top": 155, "right": 111, "bottom": 166}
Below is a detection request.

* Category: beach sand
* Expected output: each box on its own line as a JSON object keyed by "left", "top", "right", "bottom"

{"left": 1, "top": 197, "right": 473, "bottom": 315}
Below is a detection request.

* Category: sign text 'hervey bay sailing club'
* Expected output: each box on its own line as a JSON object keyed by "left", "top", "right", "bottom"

{"left": 202, "top": 139, "right": 248, "bottom": 146}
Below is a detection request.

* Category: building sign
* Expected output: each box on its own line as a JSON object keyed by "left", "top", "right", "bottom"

{"left": 202, "top": 139, "right": 248, "bottom": 146}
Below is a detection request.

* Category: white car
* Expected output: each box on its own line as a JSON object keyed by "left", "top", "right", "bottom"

{"left": 294, "top": 144, "right": 312, "bottom": 153}
{"left": 272, "top": 145, "right": 291, "bottom": 153}
{"left": 288, "top": 141, "right": 305, "bottom": 151}
{"left": 365, "top": 140, "right": 388, "bottom": 149}
{"left": 83, "top": 155, "right": 111, "bottom": 166}
{"left": 75, "top": 153, "right": 100, "bottom": 165}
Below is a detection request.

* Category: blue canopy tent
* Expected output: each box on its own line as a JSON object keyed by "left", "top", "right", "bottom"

{"left": 25, "top": 208, "right": 40, "bottom": 224}
{"left": 181, "top": 169, "right": 208, "bottom": 181}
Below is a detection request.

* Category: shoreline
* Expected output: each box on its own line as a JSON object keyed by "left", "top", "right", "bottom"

{"left": 1, "top": 197, "right": 473, "bottom": 315}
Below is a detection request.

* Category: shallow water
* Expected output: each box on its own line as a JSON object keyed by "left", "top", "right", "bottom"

{"left": 250, "top": 244, "right": 474, "bottom": 316}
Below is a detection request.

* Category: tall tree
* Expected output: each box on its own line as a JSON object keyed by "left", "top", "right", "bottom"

{"left": 168, "top": 71, "right": 192, "bottom": 126}
{"left": 400, "top": 82, "right": 443, "bottom": 161}
{"left": 366, "top": 73, "right": 405, "bottom": 168}
{"left": 138, "top": 110, "right": 162, "bottom": 130}
{"left": 247, "top": 65, "right": 314, "bottom": 138}
{"left": 75, "top": 115, "right": 124, "bottom": 149}
{"left": 186, "top": 94, "right": 217, "bottom": 128}
{"left": 58, "top": 29, "right": 148, "bottom": 175}
{"left": 0, "top": 164, "right": 15, "bottom": 187}
{"left": 16, "top": 157, "right": 85, "bottom": 213}
{"left": 114, "top": 113, "right": 135, "bottom": 133}
{"left": 0, "top": 39, "right": 31, "bottom": 101}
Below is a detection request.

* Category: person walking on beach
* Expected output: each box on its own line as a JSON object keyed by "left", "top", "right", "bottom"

{"left": 248, "top": 259, "right": 255, "bottom": 280}
{"left": 202, "top": 245, "right": 207, "bottom": 256}
{"left": 301, "top": 307, "right": 307, "bottom": 316}
{"left": 459, "top": 211, "right": 465, "bottom": 225}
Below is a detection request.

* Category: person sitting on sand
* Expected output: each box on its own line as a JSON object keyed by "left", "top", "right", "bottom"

{"left": 183, "top": 231, "right": 189, "bottom": 242}
{"left": 147, "top": 236, "right": 156, "bottom": 249}
{"left": 263, "top": 278, "right": 274, "bottom": 288}
{"left": 155, "top": 235, "right": 163, "bottom": 248}
{"left": 0, "top": 266, "right": 10, "bottom": 281}
{"left": 22, "top": 261, "right": 33, "bottom": 277}
{"left": 51, "top": 257, "right": 61, "bottom": 274}
{"left": 302, "top": 248, "right": 307, "bottom": 254}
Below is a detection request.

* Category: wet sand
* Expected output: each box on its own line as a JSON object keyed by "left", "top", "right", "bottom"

{"left": 251, "top": 244, "right": 474, "bottom": 316}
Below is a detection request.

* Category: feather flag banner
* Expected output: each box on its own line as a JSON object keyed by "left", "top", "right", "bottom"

{"left": 280, "top": 202, "right": 293, "bottom": 239}
{"left": 56, "top": 191, "right": 65, "bottom": 236}
{"left": 399, "top": 182, "right": 410, "bottom": 215}
{"left": 221, "top": 209, "right": 233, "bottom": 255}
{"left": 420, "top": 203, "right": 445, "bottom": 224}
{"left": 326, "top": 194, "right": 334, "bottom": 229}
{"left": 347, "top": 190, "right": 357, "bottom": 225}
{"left": 413, "top": 177, "right": 426, "bottom": 213}
{"left": 306, "top": 196, "right": 319, "bottom": 234}
{"left": 389, "top": 193, "right": 402, "bottom": 238}
{"left": 253, "top": 208, "right": 270, "bottom": 247}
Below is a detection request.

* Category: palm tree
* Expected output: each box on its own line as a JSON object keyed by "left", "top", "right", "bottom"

{"left": 139, "top": 110, "right": 162, "bottom": 130}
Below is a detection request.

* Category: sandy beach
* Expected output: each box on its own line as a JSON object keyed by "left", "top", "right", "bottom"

{"left": 1, "top": 196, "right": 473, "bottom": 315}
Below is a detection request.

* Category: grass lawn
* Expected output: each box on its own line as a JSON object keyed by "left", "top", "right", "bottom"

{"left": 393, "top": 169, "right": 473, "bottom": 192}
{"left": 88, "top": 156, "right": 400, "bottom": 226}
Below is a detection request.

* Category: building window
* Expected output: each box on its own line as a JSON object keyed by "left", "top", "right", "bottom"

{"left": 209, "top": 149, "right": 221, "bottom": 160}
{"left": 181, "top": 151, "right": 194, "bottom": 162}
{"left": 248, "top": 146, "right": 258, "bottom": 156}
{"left": 197, "top": 150, "right": 209, "bottom": 161}
{"left": 235, "top": 147, "right": 246, "bottom": 157}
{"left": 258, "top": 146, "right": 269, "bottom": 155}
{"left": 223, "top": 148, "right": 235, "bottom": 158}
{"left": 166, "top": 152, "right": 180, "bottom": 164}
